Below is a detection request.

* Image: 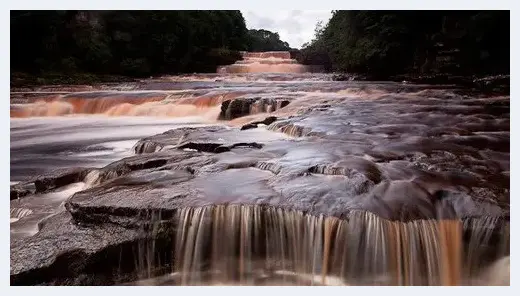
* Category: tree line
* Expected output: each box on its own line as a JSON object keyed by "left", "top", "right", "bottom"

{"left": 11, "top": 11, "right": 292, "bottom": 79}
{"left": 299, "top": 11, "right": 510, "bottom": 78}
{"left": 247, "top": 29, "right": 291, "bottom": 51}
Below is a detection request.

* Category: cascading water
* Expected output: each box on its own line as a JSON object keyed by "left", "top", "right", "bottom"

{"left": 9, "top": 92, "right": 234, "bottom": 118}
{"left": 217, "top": 51, "right": 319, "bottom": 74}
{"left": 131, "top": 205, "right": 509, "bottom": 286}
{"left": 10, "top": 53, "right": 509, "bottom": 286}
{"left": 10, "top": 208, "right": 33, "bottom": 223}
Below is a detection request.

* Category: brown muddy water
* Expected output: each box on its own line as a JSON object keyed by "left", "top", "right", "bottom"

{"left": 10, "top": 52, "right": 509, "bottom": 286}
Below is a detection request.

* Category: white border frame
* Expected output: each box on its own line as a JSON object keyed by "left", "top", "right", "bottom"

{"left": 2, "top": 1, "right": 517, "bottom": 294}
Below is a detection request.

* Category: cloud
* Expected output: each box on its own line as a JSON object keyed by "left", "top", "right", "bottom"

{"left": 242, "top": 10, "right": 332, "bottom": 49}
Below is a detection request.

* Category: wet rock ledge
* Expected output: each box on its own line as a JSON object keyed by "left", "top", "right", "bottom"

{"left": 10, "top": 87, "right": 510, "bottom": 285}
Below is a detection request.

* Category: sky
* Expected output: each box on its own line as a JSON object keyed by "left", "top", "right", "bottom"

{"left": 242, "top": 10, "right": 333, "bottom": 49}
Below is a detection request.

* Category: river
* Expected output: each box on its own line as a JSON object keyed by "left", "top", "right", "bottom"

{"left": 10, "top": 52, "right": 510, "bottom": 286}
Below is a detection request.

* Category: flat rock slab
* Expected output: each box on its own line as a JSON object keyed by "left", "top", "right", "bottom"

{"left": 34, "top": 167, "right": 93, "bottom": 193}
{"left": 11, "top": 212, "right": 143, "bottom": 285}
{"left": 66, "top": 144, "right": 507, "bottom": 225}
{"left": 65, "top": 93, "right": 510, "bottom": 223}
{"left": 133, "top": 125, "right": 288, "bottom": 154}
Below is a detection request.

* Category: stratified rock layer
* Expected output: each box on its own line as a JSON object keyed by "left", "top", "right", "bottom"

{"left": 10, "top": 77, "right": 509, "bottom": 285}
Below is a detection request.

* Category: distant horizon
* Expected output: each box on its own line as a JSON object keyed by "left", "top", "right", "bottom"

{"left": 242, "top": 10, "right": 332, "bottom": 49}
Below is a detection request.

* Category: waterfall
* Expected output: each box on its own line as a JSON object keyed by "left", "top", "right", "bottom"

{"left": 134, "top": 205, "right": 509, "bottom": 286}
{"left": 217, "top": 51, "right": 317, "bottom": 74}
{"left": 10, "top": 92, "right": 224, "bottom": 118}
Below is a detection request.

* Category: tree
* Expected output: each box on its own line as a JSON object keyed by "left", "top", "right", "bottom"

{"left": 246, "top": 29, "right": 291, "bottom": 51}
{"left": 298, "top": 10, "right": 510, "bottom": 77}
{"left": 11, "top": 10, "right": 252, "bottom": 77}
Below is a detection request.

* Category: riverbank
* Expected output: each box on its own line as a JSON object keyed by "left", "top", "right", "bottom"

{"left": 330, "top": 72, "right": 510, "bottom": 95}
{"left": 11, "top": 72, "right": 137, "bottom": 88}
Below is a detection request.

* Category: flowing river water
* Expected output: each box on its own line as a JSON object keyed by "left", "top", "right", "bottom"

{"left": 10, "top": 52, "right": 510, "bottom": 286}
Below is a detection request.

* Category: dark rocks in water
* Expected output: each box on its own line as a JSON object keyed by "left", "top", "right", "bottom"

{"left": 473, "top": 75, "right": 510, "bottom": 94}
{"left": 219, "top": 98, "right": 252, "bottom": 120}
{"left": 65, "top": 170, "right": 196, "bottom": 227}
{"left": 178, "top": 141, "right": 263, "bottom": 153}
{"left": 308, "top": 157, "right": 383, "bottom": 184}
{"left": 267, "top": 120, "right": 314, "bottom": 137}
{"left": 10, "top": 168, "right": 89, "bottom": 200}
{"left": 264, "top": 117, "right": 279, "bottom": 125}
{"left": 133, "top": 125, "right": 284, "bottom": 155}
{"left": 178, "top": 142, "right": 223, "bottom": 153}
{"left": 94, "top": 152, "right": 179, "bottom": 185}
{"left": 87, "top": 133, "right": 272, "bottom": 189}
{"left": 473, "top": 75, "right": 509, "bottom": 86}
{"left": 392, "top": 74, "right": 475, "bottom": 86}
{"left": 241, "top": 116, "right": 278, "bottom": 130}
{"left": 10, "top": 212, "right": 161, "bottom": 285}
{"left": 332, "top": 74, "right": 350, "bottom": 81}
{"left": 332, "top": 73, "right": 369, "bottom": 81}
{"left": 218, "top": 97, "right": 291, "bottom": 120}
{"left": 133, "top": 126, "right": 221, "bottom": 154}
{"left": 213, "top": 142, "right": 264, "bottom": 153}
{"left": 278, "top": 100, "right": 290, "bottom": 109}
{"left": 241, "top": 123, "right": 260, "bottom": 131}
{"left": 388, "top": 73, "right": 510, "bottom": 94}
{"left": 132, "top": 127, "right": 202, "bottom": 154}
{"left": 34, "top": 168, "right": 92, "bottom": 193}
{"left": 10, "top": 182, "right": 35, "bottom": 200}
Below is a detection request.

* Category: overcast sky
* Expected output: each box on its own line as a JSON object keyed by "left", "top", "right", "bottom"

{"left": 242, "top": 10, "right": 332, "bottom": 49}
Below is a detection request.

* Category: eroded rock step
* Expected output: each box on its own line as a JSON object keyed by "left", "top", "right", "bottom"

{"left": 10, "top": 83, "right": 509, "bottom": 285}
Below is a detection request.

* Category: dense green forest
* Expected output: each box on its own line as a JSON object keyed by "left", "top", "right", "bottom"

{"left": 12, "top": 10, "right": 508, "bottom": 83}
{"left": 299, "top": 11, "right": 510, "bottom": 78}
{"left": 247, "top": 29, "right": 291, "bottom": 51}
{"left": 11, "top": 10, "right": 291, "bottom": 81}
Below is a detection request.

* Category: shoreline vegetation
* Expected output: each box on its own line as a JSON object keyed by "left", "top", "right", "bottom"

{"left": 10, "top": 11, "right": 291, "bottom": 87}
{"left": 11, "top": 10, "right": 509, "bottom": 92}
{"left": 10, "top": 72, "right": 135, "bottom": 88}
{"left": 296, "top": 11, "right": 509, "bottom": 86}
{"left": 11, "top": 71, "right": 510, "bottom": 93}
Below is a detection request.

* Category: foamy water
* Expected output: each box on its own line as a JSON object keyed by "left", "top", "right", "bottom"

{"left": 10, "top": 182, "right": 88, "bottom": 238}
{"left": 217, "top": 51, "right": 319, "bottom": 74}
{"left": 11, "top": 116, "right": 215, "bottom": 181}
